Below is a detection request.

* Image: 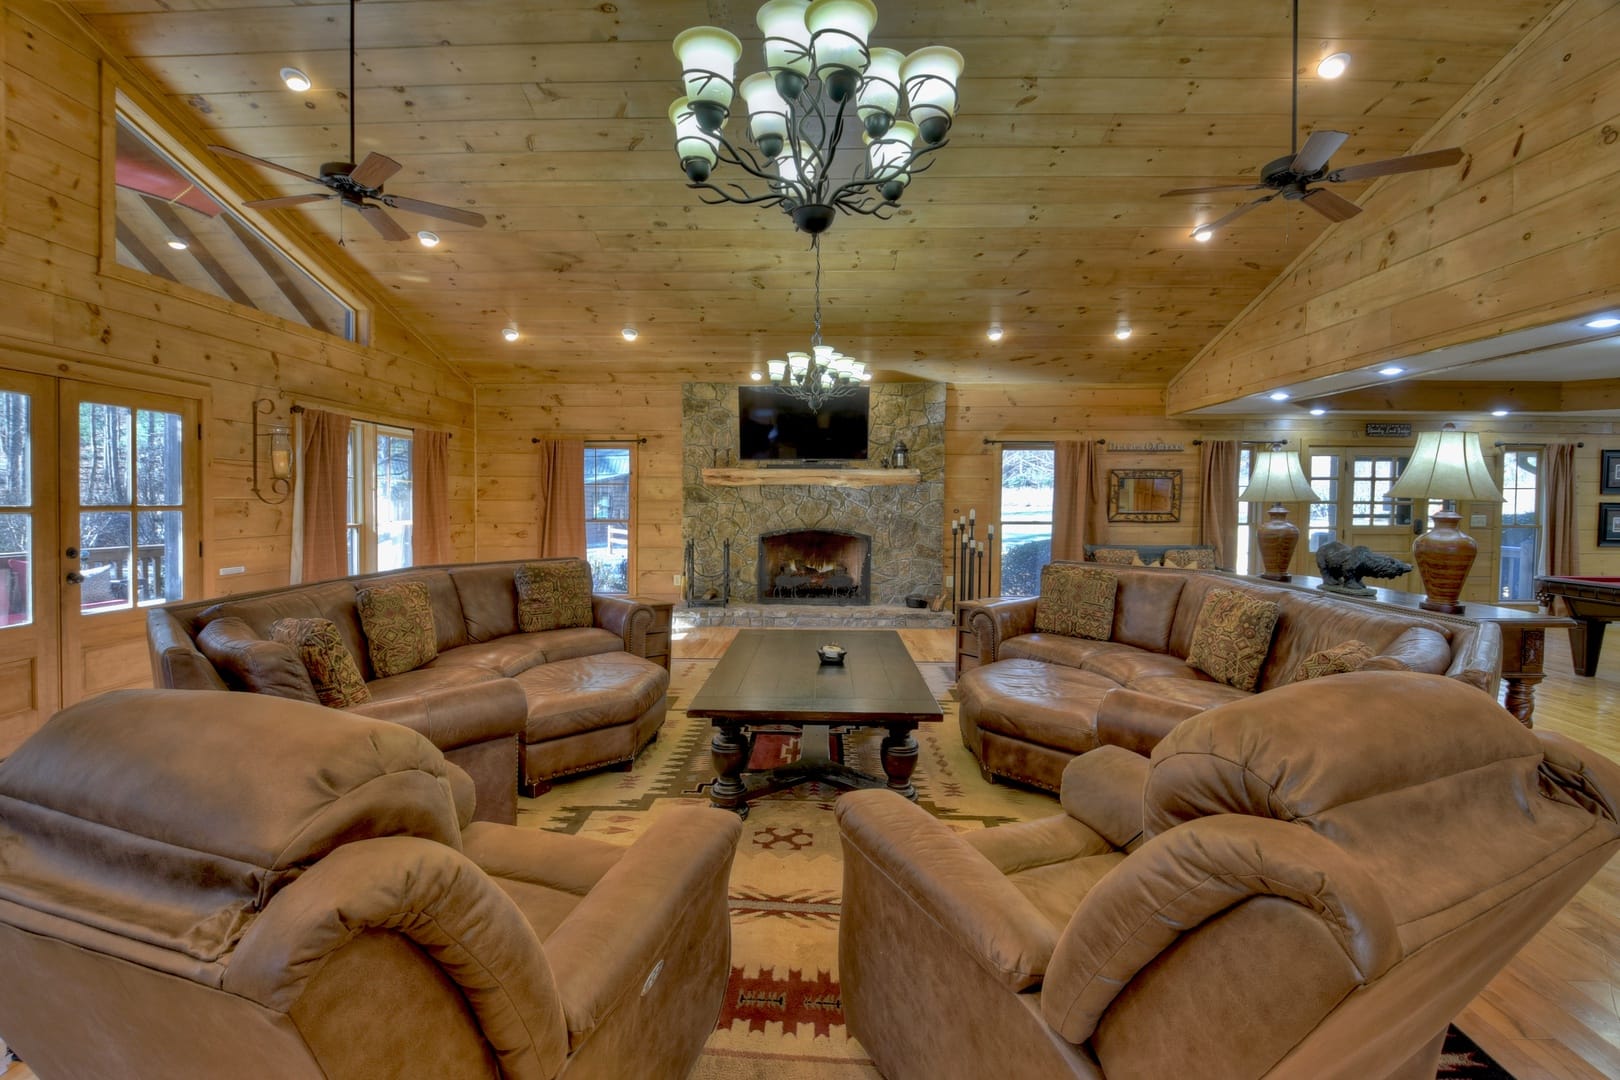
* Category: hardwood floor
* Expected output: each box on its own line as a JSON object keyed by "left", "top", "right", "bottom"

{"left": 2, "top": 627, "right": 1615, "bottom": 1079}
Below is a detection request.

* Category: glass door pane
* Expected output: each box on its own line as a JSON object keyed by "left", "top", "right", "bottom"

{"left": 375, "top": 431, "right": 412, "bottom": 573}
{"left": 0, "top": 390, "right": 33, "bottom": 626}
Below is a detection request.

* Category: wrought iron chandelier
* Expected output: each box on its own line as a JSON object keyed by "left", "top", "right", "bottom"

{"left": 766, "top": 240, "right": 870, "bottom": 410}
{"left": 670, "top": 0, "right": 964, "bottom": 235}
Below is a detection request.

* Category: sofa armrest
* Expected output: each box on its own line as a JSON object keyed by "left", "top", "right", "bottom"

{"left": 1059, "top": 746, "right": 1148, "bottom": 850}
{"left": 592, "top": 595, "right": 654, "bottom": 656}
{"left": 1094, "top": 688, "right": 1207, "bottom": 757}
{"left": 1445, "top": 620, "right": 1502, "bottom": 698}
{"left": 964, "top": 597, "right": 1039, "bottom": 664}
{"left": 836, "top": 789, "right": 1057, "bottom": 992}
{"left": 349, "top": 679, "right": 527, "bottom": 753}
{"left": 145, "top": 609, "right": 228, "bottom": 690}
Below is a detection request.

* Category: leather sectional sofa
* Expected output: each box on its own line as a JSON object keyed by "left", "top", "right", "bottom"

{"left": 147, "top": 558, "right": 667, "bottom": 824}
{"left": 957, "top": 565, "right": 1503, "bottom": 790}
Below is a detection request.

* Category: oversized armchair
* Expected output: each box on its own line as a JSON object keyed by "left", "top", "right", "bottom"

{"left": 0, "top": 689, "right": 741, "bottom": 1079}
{"left": 837, "top": 671, "right": 1620, "bottom": 1079}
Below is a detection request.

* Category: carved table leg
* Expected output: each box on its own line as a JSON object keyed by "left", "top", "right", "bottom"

{"left": 1501, "top": 628, "right": 1546, "bottom": 728}
{"left": 709, "top": 722, "right": 752, "bottom": 818}
{"left": 880, "top": 724, "right": 921, "bottom": 801}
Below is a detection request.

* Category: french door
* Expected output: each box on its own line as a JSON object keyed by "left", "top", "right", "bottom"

{"left": 0, "top": 370, "right": 60, "bottom": 753}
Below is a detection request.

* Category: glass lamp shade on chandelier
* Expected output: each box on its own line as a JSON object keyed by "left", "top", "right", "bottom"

{"left": 670, "top": 0, "right": 964, "bottom": 235}
{"left": 767, "top": 240, "right": 870, "bottom": 411}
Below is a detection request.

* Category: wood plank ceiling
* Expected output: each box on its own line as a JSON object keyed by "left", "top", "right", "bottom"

{"left": 67, "top": 0, "right": 1558, "bottom": 385}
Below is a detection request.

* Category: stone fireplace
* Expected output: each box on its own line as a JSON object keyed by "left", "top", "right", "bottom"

{"left": 758, "top": 529, "right": 872, "bottom": 605}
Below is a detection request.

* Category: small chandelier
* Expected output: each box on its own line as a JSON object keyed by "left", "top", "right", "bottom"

{"left": 767, "top": 241, "right": 870, "bottom": 410}
{"left": 670, "top": 0, "right": 964, "bottom": 235}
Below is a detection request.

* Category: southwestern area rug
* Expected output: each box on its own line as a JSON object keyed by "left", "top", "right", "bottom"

{"left": 517, "top": 658, "right": 1512, "bottom": 1079}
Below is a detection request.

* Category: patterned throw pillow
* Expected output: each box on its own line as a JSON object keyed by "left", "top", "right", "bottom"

{"left": 269, "top": 617, "right": 372, "bottom": 708}
{"left": 1090, "top": 547, "right": 1147, "bottom": 567}
{"left": 1163, "top": 547, "right": 1218, "bottom": 570}
{"left": 1292, "top": 639, "right": 1376, "bottom": 682}
{"left": 1034, "top": 564, "right": 1117, "bottom": 640}
{"left": 514, "top": 560, "right": 594, "bottom": 633}
{"left": 356, "top": 580, "right": 439, "bottom": 678}
{"left": 1184, "top": 588, "right": 1282, "bottom": 692}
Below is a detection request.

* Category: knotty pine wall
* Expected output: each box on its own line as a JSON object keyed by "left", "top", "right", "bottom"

{"left": 1, "top": 3, "right": 475, "bottom": 587}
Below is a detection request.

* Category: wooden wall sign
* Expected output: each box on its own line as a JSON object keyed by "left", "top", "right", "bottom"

{"left": 1365, "top": 423, "right": 1413, "bottom": 438}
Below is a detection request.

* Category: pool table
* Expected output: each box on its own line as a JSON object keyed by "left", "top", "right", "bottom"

{"left": 1535, "top": 576, "right": 1620, "bottom": 676}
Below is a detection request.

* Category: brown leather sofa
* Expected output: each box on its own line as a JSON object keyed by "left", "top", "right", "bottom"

{"left": 957, "top": 565, "right": 1503, "bottom": 789}
{"left": 148, "top": 558, "right": 668, "bottom": 823}
{"left": 838, "top": 672, "right": 1620, "bottom": 1079}
{"left": 0, "top": 689, "right": 742, "bottom": 1079}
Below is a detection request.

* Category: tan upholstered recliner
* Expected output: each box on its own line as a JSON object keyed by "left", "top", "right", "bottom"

{"left": 0, "top": 689, "right": 741, "bottom": 1079}
{"left": 838, "top": 671, "right": 1620, "bottom": 1079}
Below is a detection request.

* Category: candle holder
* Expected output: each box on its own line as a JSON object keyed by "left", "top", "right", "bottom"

{"left": 251, "top": 398, "right": 294, "bottom": 505}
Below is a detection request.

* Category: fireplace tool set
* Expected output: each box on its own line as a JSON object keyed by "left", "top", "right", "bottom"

{"left": 950, "top": 511, "right": 994, "bottom": 611}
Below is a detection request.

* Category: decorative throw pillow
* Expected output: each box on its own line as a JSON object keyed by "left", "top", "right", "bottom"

{"left": 356, "top": 580, "right": 439, "bottom": 678}
{"left": 1184, "top": 588, "right": 1282, "bottom": 692}
{"left": 269, "top": 617, "right": 372, "bottom": 709}
{"left": 514, "top": 560, "right": 594, "bottom": 633}
{"left": 1091, "top": 547, "right": 1147, "bottom": 567}
{"left": 1163, "top": 547, "right": 1218, "bottom": 570}
{"left": 1292, "top": 639, "right": 1376, "bottom": 682}
{"left": 196, "top": 617, "right": 320, "bottom": 703}
{"left": 1034, "top": 564, "right": 1118, "bottom": 640}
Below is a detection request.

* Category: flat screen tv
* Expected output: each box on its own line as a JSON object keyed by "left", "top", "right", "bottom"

{"left": 738, "top": 386, "right": 869, "bottom": 461}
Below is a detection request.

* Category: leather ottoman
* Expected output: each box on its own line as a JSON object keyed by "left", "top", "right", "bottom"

{"left": 513, "top": 651, "right": 669, "bottom": 795}
{"left": 958, "top": 658, "right": 1118, "bottom": 791}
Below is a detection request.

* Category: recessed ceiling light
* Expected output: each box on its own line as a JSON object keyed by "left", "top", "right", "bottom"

{"left": 750, "top": 369, "right": 763, "bottom": 381}
{"left": 1585, "top": 316, "right": 1620, "bottom": 329}
{"left": 1309, "top": 407, "right": 1327, "bottom": 416}
{"left": 1192, "top": 226, "right": 1214, "bottom": 242}
{"left": 416, "top": 230, "right": 440, "bottom": 248}
{"left": 986, "top": 325, "right": 1004, "bottom": 342}
{"left": 165, "top": 237, "right": 188, "bottom": 251}
{"left": 621, "top": 327, "right": 639, "bottom": 342}
{"left": 502, "top": 327, "right": 520, "bottom": 342}
{"left": 1268, "top": 391, "right": 1291, "bottom": 401}
{"left": 1114, "top": 326, "right": 1133, "bottom": 340}
{"left": 279, "top": 67, "right": 311, "bottom": 93}
{"left": 1378, "top": 366, "right": 1404, "bottom": 377}
{"left": 1316, "top": 52, "right": 1351, "bottom": 79}
{"left": 1491, "top": 409, "right": 1510, "bottom": 417}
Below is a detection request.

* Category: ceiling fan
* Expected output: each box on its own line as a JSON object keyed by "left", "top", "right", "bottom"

{"left": 1161, "top": 0, "right": 1463, "bottom": 236}
{"left": 206, "top": 0, "right": 485, "bottom": 241}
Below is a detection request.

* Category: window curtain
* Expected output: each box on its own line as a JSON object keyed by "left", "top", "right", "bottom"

{"left": 412, "top": 430, "right": 453, "bottom": 565}
{"left": 1199, "top": 439, "right": 1239, "bottom": 570}
{"left": 536, "top": 437, "right": 586, "bottom": 558}
{"left": 296, "top": 408, "right": 351, "bottom": 583}
{"left": 1544, "top": 442, "right": 1579, "bottom": 591}
{"left": 1051, "top": 439, "right": 1104, "bottom": 561}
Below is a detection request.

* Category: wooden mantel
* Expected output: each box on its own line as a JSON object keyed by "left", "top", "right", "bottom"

{"left": 702, "top": 467, "right": 922, "bottom": 488}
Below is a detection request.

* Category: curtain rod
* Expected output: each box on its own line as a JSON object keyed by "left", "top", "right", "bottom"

{"left": 532, "top": 436, "right": 649, "bottom": 445}
{"left": 288, "top": 403, "right": 454, "bottom": 439}
{"left": 1494, "top": 440, "right": 1583, "bottom": 448}
{"left": 981, "top": 437, "right": 1206, "bottom": 447}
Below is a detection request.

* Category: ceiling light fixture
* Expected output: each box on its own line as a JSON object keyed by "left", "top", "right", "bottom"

{"left": 1309, "top": 407, "right": 1327, "bottom": 416}
{"left": 1585, "top": 316, "right": 1620, "bottom": 329}
{"left": 986, "top": 325, "right": 1004, "bottom": 342}
{"left": 1268, "top": 391, "right": 1291, "bottom": 401}
{"left": 502, "top": 327, "right": 520, "bottom": 343}
{"left": 280, "top": 67, "right": 312, "bottom": 92}
{"left": 621, "top": 327, "right": 640, "bottom": 342}
{"left": 1192, "top": 226, "right": 1214, "bottom": 242}
{"left": 165, "top": 237, "right": 189, "bottom": 251}
{"left": 750, "top": 369, "right": 764, "bottom": 381}
{"left": 1378, "top": 366, "right": 1404, "bottom": 376}
{"left": 416, "top": 230, "right": 440, "bottom": 248}
{"left": 669, "top": 2, "right": 963, "bottom": 235}
{"left": 764, "top": 241, "right": 869, "bottom": 410}
{"left": 1114, "top": 326, "right": 1133, "bottom": 341}
{"left": 1491, "top": 409, "right": 1510, "bottom": 417}
{"left": 1316, "top": 52, "right": 1351, "bottom": 79}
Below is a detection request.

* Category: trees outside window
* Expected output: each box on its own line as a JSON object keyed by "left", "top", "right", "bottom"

{"left": 999, "top": 446, "right": 1054, "bottom": 596}
{"left": 1500, "top": 448, "right": 1540, "bottom": 602}
{"left": 347, "top": 422, "right": 412, "bottom": 574}
{"left": 585, "top": 445, "right": 632, "bottom": 593}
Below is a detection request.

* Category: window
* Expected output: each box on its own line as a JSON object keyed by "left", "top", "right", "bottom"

{"left": 585, "top": 445, "right": 632, "bottom": 593}
{"left": 1305, "top": 452, "right": 1341, "bottom": 553}
{"left": 76, "top": 401, "right": 186, "bottom": 612}
{"left": 1234, "top": 448, "right": 1252, "bottom": 576}
{"left": 0, "top": 391, "right": 34, "bottom": 625}
{"left": 1500, "top": 448, "right": 1540, "bottom": 602}
{"left": 113, "top": 106, "right": 355, "bottom": 339}
{"left": 347, "top": 422, "right": 413, "bottom": 574}
{"left": 1350, "top": 455, "right": 1411, "bottom": 526}
{"left": 999, "top": 445, "right": 1055, "bottom": 596}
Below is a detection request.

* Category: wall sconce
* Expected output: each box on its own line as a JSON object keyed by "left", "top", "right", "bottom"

{"left": 251, "top": 398, "right": 293, "bottom": 504}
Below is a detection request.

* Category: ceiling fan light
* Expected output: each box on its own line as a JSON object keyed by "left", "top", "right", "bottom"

{"left": 669, "top": 97, "right": 720, "bottom": 182}
{"left": 1316, "top": 52, "right": 1351, "bottom": 79}
{"left": 279, "top": 67, "right": 311, "bottom": 92}
{"left": 673, "top": 27, "right": 743, "bottom": 128}
{"left": 901, "top": 46, "right": 964, "bottom": 144}
{"left": 805, "top": 0, "right": 879, "bottom": 95}
{"left": 857, "top": 47, "right": 905, "bottom": 137}
{"left": 416, "top": 230, "right": 440, "bottom": 248}
{"left": 740, "top": 72, "right": 791, "bottom": 159}
{"left": 757, "top": 0, "right": 814, "bottom": 90}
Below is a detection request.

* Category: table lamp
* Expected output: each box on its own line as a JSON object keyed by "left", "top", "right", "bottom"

{"left": 1385, "top": 423, "right": 1502, "bottom": 614}
{"left": 1237, "top": 447, "right": 1322, "bottom": 581}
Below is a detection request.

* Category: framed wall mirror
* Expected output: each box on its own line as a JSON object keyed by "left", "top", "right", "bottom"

{"left": 1108, "top": 469, "right": 1182, "bottom": 522}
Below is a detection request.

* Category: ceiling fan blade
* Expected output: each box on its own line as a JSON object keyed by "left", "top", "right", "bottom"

{"left": 1291, "top": 130, "right": 1351, "bottom": 175}
{"left": 348, "top": 152, "right": 404, "bottom": 191}
{"left": 1326, "top": 147, "right": 1466, "bottom": 183}
{"left": 1301, "top": 187, "right": 1363, "bottom": 222}
{"left": 1197, "top": 194, "right": 1277, "bottom": 234}
{"left": 1160, "top": 184, "right": 1269, "bottom": 197}
{"left": 380, "top": 194, "right": 488, "bottom": 228}
{"left": 356, "top": 202, "right": 411, "bottom": 241}
{"left": 243, "top": 193, "right": 334, "bottom": 210}
{"left": 207, "top": 144, "right": 321, "bottom": 184}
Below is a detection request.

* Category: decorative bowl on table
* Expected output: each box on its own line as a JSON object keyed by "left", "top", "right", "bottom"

{"left": 817, "top": 643, "right": 847, "bottom": 665}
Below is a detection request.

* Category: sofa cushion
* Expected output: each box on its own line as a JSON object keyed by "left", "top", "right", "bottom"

{"left": 196, "top": 617, "right": 320, "bottom": 704}
{"left": 1127, "top": 675, "right": 1250, "bottom": 711}
{"left": 515, "top": 561, "right": 594, "bottom": 633}
{"left": 1184, "top": 588, "right": 1281, "bottom": 692}
{"left": 1091, "top": 547, "right": 1148, "bottom": 567}
{"left": 1292, "top": 640, "right": 1375, "bottom": 682}
{"left": 362, "top": 664, "right": 504, "bottom": 704}
{"left": 270, "top": 617, "right": 372, "bottom": 708}
{"left": 356, "top": 580, "right": 439, "bottom": 678}
{"left": 429, "top": 639, "right": 552, "bottom": 678}
{"left": 1085, "top": 650, "right": 1206, "bottom": 688}
{"left": 1162, "top": 547, "right": 1217, "bottom": 569}
{"left": 512, "top": 653, "right": 669, "bottom": 742}
{"left": 958, "top": 660, "right": 1117, "bottom": 754}
{"left": 1035, "top": 564, "right": 1116, "bottom": 640}
{"left": 1001, "top": 634, "right": 1135, "bottom": 670}
{"left": 450, "top": 563, "right": 522, "bottom": 642}
{"left": 1110, "top": 569, "right": 1186, "bottom": 653}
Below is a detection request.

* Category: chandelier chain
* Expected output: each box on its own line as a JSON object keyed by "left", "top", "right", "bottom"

{"left": 812, "top": 238, "right": 823, "bottom": 348}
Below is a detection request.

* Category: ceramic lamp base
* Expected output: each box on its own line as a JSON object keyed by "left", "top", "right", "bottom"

{"left": 1413, "top": 508, "right": 1476, "bottom": 614}
{"left": 1256, "top": 505, "right": 1299, "bottom": 581}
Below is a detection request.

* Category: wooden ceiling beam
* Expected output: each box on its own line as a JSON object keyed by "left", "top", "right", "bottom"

{"left": 1301, "top": 382, "right": 1565, "bottom": 414}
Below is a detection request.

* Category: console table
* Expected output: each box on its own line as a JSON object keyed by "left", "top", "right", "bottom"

{"left": 1256, "top": 575, "right": 1574, "bottom": 727}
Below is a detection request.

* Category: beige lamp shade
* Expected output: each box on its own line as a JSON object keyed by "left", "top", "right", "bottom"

{"left": 673, "top": 26, "right": 744, "bottom": 109}
{"left": 1386, "top": 426, "right": 1504, "bottom": 503}
{"left": 756, "top": 0, "right": 814, "bottom": 78}
{"left": 1238, "top": 450, "right": 1321, "bottom": 504}
{"left": 805, "top": 0, "right": 879, "bottom": 79}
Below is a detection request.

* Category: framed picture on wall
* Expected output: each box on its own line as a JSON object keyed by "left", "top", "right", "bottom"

{"left": 1601, "top": 503, "right": 1620, "bottom": 547}
{"left": 1602, "top": 449, "right": 1620, "bottom": 495}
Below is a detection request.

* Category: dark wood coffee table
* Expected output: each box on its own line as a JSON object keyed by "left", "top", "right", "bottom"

{"left": 687, "top": 629, "right": 944, "bottom": 818}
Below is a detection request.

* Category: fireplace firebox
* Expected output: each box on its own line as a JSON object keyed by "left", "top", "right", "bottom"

{"left": 757, "top": 529, "right": 872, "bottom": 605}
